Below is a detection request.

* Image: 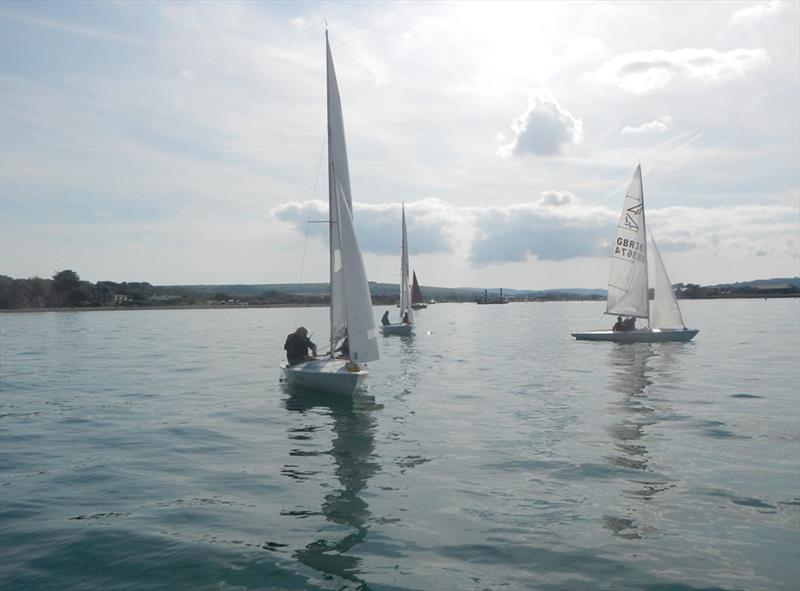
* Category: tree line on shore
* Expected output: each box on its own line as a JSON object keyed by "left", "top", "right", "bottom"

{"left": 0, "top": 270, "right": 396, "bottom": 310}
{"left": 1, "top": 270, "right": 796, "bottom": 310}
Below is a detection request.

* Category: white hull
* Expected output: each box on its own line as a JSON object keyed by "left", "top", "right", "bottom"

{"left": 281, "top": 358, "right": 368, "bottom": 396}
{"left": 572, "top": 328, "right": 699, "bottom": 343}
{"left": 381, "top": 323, "right": 413, "bottom": 336}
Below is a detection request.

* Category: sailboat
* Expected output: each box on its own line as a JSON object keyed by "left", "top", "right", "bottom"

{"left": 382, "top": 204, "right": 414, "bottom": 336}
{"left": 411, "top": 272, "right": 427, "bottom": 309}
{"left": 572, "top": 165, "right": 698, "bottom": 343}
{"left": 281, "top": 32, "right": 380, "bottom": 395}
{"left": 477, "top": 288, "right": 509, "bottom": 304}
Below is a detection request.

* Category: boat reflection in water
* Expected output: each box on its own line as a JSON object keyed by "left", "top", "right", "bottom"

{"left": 282, "top": 387, "right": 380, "bottom": 587}
{"left": 602, "top": 343, "right": 684, "bottom": 539}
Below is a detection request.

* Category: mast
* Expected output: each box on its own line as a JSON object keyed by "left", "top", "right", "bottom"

{"left": 326, "top": 29, "right": 335, "bottom": 356}
{"left": 400, "top": 204, "right": 405, "bottom": 315}
{"left": 639, "top": 164, "right": 651, "bottom": 328}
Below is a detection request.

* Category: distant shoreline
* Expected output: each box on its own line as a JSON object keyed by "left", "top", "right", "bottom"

{"left": 1, "top": 293, "right": 797, "bottom": 313}
{"left": 0, "top": 303, "right": 329, "bottom": 314}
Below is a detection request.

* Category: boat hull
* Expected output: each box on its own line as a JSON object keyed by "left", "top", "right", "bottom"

{"left": 572, "top": 328, "right": 699, "bottom": 343}
{"left": 381, "top": 323, "right": 413, "bottom": 336}
{"left": 281, "top": 358, "right": 368, "bottom": 396}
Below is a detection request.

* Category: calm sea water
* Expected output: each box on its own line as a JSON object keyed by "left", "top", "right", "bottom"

{"left": 1, "top": 300, "right": 798, "bottom": 591}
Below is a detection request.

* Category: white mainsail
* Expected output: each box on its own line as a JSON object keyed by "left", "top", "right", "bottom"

{"left": 326, "top": 33, "right": 378, "bottom": 362}
{"left": 399, "top": 205, "right": 414, "bottom": 324}
{"left": 606, "top": 164, "right": 649, "bottom": 319}
{"left": 327, "top": 33, "right": 351, "bottom": 350}
{"left": 649, "top": 236, "right": 686, "bottom": 329}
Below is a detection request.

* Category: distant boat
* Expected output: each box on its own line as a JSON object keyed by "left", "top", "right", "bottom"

{"left": 282, "top": 32, "right": 380, "bottom": 395}
{"left": 382, "top": 204, "right": 414, "bottom": 336}
{"left": 477, "top": 288, "right": 509, "bottom": 304}
{"left": 411, "top": 271, "right": 427, "bottom": 309}
{"left": 572, "top": 165, "right": 698, "bottom": 343}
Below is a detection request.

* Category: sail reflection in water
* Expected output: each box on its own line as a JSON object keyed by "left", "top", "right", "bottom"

{"left": 282, "top": 389, "right": 380, "bottom": 587}
{"left": 602, "top": 344, "right": 685, "bottom": 539}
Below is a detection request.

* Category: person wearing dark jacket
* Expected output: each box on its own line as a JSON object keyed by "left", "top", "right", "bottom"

{"left": 284, "top": 326, "right": 317, "bottom": 366}
{"left": 381, "top": 310, "right": 391, "bottom": 326}
{"left": 335, "top": 336, "right": 349, "bottom": 359}
{"left": 612, "top": 316, "right": 624, "bottom": 331}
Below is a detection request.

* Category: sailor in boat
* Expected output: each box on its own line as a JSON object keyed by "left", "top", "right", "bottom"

{"left": 381, "top": 310, "right": 391, "bottom": 326}
{"left": 335, "top": 335, "right": 349, "bottom": 359}
{"left": 402, "top": 311, "right": 410, "bottom": 324}
{"left": 612, "top": 316, "right": 624, "bottom": 332}
{"left": 622, "top": 317, "right": 636, "bottom": 331}
{"left": 284, "top": 326, "right": 317, "bottom": 366}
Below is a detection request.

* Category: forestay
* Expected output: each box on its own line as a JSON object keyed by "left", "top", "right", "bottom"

{"left": 606, "top": 164, "right": 649, "bottom": 319}
{"left": 650, "top": 237, "right": 686, "bottom": 329}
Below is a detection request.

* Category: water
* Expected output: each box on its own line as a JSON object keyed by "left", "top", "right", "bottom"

{"left": 1, "top": 300, "right": 798, "bottom": 590}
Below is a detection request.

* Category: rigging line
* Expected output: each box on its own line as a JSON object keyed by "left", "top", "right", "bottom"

{"left": 587, "top": 128, "right": 706, "bottom": 207}
{"left": 294, "top": 132, "right": 327, "bottom": 328}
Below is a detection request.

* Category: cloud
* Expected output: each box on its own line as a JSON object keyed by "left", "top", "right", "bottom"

{"left": 621, "top": 116, "right": 673, "bottom": 135}
{"left": 731, "top": 1, "right": 785, "bottom": 23}
{"left": 272, "top": 196, "right": 800, "bottom": 269}
{"left": 470, "top": 196, "right": 615, "bottom": 265}
{"left": 648, "top": 205, "right": 799, "bottom": 259}
{"left": 271, "top": 199, "right": 455, "bottom": 256}
{"left": 596, "top": 48, "right": 770, "bottom": 94}
{"left": 498, "top": 94, "right": 583, "bottom": 157}
{"left": 537, "top": 191, "right": 578, "bottom": 207}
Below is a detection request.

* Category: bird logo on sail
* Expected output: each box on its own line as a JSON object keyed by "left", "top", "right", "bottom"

{"left": 623, "top": 204, "right": 643, "bottom": 230}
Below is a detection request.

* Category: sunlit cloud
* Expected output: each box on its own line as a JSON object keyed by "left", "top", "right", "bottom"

{"left": 731, "top": 1, "right": 785, "bottom": 24}
{"left": 648, "top": 205, "right": 800, "bottom": 259}
{"left": 622, "top": 116, "right": 673, "bottom": 135}
{"left": 497, "top": 94, "right": 584, "bottom": 157}
{"left": 596, "top": 48, "right": 770, "bottom": 95}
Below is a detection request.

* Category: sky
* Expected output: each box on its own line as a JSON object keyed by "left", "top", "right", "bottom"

{"left": 1, "top": 0, "right": 798, "bottom": 290}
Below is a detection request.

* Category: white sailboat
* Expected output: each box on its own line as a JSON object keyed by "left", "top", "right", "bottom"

{"left": 281, "top": 32, "right": 380, "bottom": 395}
{"left": 572, "top": 165, "right": 698, "bottom": 343}
{"left": 382, "top": 204, "right": 414, "bottom": 336}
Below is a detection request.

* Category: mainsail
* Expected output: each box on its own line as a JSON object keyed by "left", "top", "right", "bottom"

{"left": 606, "top": 164, "right": 649, "bottom": 319}
{"left": 326, "top": 33, "right": 378, "bottom": 362}
{"left": 327, "top": 34, "right": 348, "bottom": 349}
{"left": 649, "top": 236, "right": 686, "bottom": 329}
{"left": 411, "top": 272, "right": 423, "bottom": 305}
{"left": 399, "top": 205, "right": 414, "bottom": 324}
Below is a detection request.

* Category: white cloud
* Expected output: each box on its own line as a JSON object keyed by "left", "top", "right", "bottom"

{"left": 537, "top": 191, "right": 579, "bottom": 207}
{"left": 622, "top": 116, "right": 673, "bottom": 135}
{"left": 270, "top": 196, "right": 799, "bottom": 270}
{"left": 271, "top": 199, "right": 457, "bottom": 256}
{"left": 470, "top": 197, "right": 614, "bottom": 265}
{"left": 648, "top": 204, "right": 800, "bottom": 259}
{"left": 596, "top": 48, "right": 770, "bottom": 95}
{"left": 731, "top": 1, "right": 785, "bottom": 24}
{"left": 498, "top": 94, "right": 584, "bottom": 157}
